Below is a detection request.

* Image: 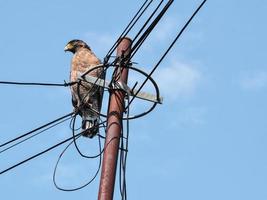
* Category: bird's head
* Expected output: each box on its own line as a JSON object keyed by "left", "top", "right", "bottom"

{"left": 64, "top": 39, "right": 91, "bottom": 53}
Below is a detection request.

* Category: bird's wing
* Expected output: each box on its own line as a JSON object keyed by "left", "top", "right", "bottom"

{"left": 70, "top": 48, "right": 102, "bottom": 110}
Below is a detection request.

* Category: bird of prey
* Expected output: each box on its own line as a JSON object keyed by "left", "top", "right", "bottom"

{"left": 64, "top": 39, "right": 104, "bottom": 138}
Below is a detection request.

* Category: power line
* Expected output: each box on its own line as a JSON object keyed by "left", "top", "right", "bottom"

{"left": 0, "top": 115, "right": 73, "bottom": 154}
{"left": 105, "top": 0, "right": 153, "bottom": 61}
{"left": 130, "top": 0, "right": 166, "bottom": 56}
{"left": 125, "top": 0, "right": 207, "bottom": 111}
{"left": 0, "top": 112, "right": 74, "bottom": 149}
{"left": 0, "top": 132, "right": 81, "bottom": 175}
{"left": 0, "top": 81, "right": 76, "bottom": 87}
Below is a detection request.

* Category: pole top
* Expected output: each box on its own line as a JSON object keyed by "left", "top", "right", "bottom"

{"left": 119, "top": 36, "right": 132, "bottom": 43}
{"left": 117, "top": 37, "right": 132, "bottom": 57}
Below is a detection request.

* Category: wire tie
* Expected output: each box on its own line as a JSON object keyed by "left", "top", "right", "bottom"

{"left": 119, "top": 148, "right": 128, "bottom": 152}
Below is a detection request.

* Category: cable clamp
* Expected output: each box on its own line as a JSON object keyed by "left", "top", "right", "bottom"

{"left": 78, "top": 73, "right": 163, "bottom": 104}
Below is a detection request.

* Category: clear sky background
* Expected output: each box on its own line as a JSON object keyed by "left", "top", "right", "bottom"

{"left": 0, "top": 0, "right": 267, "bottom": 199}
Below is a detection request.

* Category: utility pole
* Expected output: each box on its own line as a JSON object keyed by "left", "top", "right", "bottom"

{"left": 98, "top": 37, "right": 132, "bottom": 200}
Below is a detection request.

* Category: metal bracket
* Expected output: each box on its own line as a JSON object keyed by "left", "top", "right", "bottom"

{"left": 77, "top": 73, "right": 163, "bottom": 104}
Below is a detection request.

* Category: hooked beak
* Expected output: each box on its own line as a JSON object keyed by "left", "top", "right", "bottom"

{"left": 64, "top": 46, "right": 69, "bottom": 52}
{"left": 64, "top": 43, "right": 73, "bottom": 52}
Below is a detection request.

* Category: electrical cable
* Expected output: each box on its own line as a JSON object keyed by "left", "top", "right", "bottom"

{"left": 0, "top": 112, "right": 74, "bottom": 148}
{"left": 53, "top": 134, "right": 102, "bottom": 192}
{"left": 0, "top": 81, "right": 76, "bottom": 87}
{"left": 71, "top": 114, "right": 107, "bottom": 159}
{"left": 53, "top": 112, "right": 115, "bottom": 192}
{"left": 130, "top": 0, "right": 174, "bottom": 59}
{"left": 78, "top": 64, "right": 161, "bottom": 120}
{"left": 125, "top": 0, "right": 207, "bottom": 111}
{"left": 130, "top": 0, "right": 164, "bottom": 51}
{"left": 123, "top": 96, "right": 130, "bottom": 200}
{"left": 71, "top": 112, "right": 123, "bottom": 160}
{"left": 105, "top": 0, "right": 153, "bottom": 61}
{"left": 109, "top": 0, "right": 165, "bottom": 68}
{"left": 0, "top": 115, "right": 73, "bottom": 154}
{"left": 108, "top": 0, "right": 172, "bottom": 96}
{"left": 0, "top": 132, "right": 81, "bottom": 175}
{"left": 119, "top": 94, "right": 130, "bottom": 200}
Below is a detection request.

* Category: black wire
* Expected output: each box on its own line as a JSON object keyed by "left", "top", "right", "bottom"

{"left": 125, "top": 0, "right": 207, "bottom": 111}
{"left": 98, "top": 64, "right": 161, "bottom": 120}
{"left": 131, "top": 0, "right": 164, "bottom": 51}
{"left": 53, "top": 134, "right": 102, "bottom": 192}
{"left": 0, "top": 116, "right": 72, "bottom": 154}
{"left": 99, "top": 117, "right": 107, "bottom": 134}
{"left": 109, "top": 0, "right": 172, "bottom": 88}
{"left": 71, "top": 113, "right": 107, "bottom": 159}
{"left": 71, "top": 111, "right": 122, "bottom": 161}
{"left": 0, "top": 112, "right": 74, "bottom": 148}
{"left": 109, "top": 0, "right": 164, "bottom": 68}
{"left": 105, "top": 0, "right": 152, "bottom": 61}
{"left": 69, "top": 115, "right": 82, "bottom": 131}
{"left": 120, "top": 94, "right": 130, "bottom": 200}
{"left": 130, "top": 0, "right": 174, "bottom": 59}
{"left": 119, "top": 127, "right": 125, "bottom": 198}
{"left": 0, "top": 132, "right": 81, "bottom": 175}
{"left": 0, "top": 81, "right": 76, "bottom": 87}
{"left": 124, "top": 97, "right": 130, "bottom": 199}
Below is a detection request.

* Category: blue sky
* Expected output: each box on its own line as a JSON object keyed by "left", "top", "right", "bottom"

{"left": 0, "top": 0, "right": 267, "bottom": 199}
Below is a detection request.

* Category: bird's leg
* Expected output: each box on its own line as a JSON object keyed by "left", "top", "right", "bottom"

{"left": 79, "top": 102, "right": 99, "bottom": 138}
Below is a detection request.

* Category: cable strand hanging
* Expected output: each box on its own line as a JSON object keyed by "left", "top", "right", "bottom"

{"left": 53, "top": 134, "right": 102, "bottom": 192}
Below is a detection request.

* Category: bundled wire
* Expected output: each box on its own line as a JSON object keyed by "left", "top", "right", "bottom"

{"left": 105, "top": 0, "right": 153, "bottom": 62}
{"left": 130, "top": 0, "right": 167, "bottom": 58}
{"left": 125, "top": 0, "right": 207, "bottom": 110}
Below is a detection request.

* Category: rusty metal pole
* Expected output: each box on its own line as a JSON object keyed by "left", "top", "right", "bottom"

{"left": 98, "top": 37, "right": 132, "bottom": 200}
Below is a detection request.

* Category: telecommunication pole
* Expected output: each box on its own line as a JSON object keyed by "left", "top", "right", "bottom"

{"left": 98, "top": 37, "right": 132, "bottom": 200}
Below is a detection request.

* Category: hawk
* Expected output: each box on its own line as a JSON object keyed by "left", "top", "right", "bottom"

{"left": 64, "top": 39, "right": 104, "bottom": 138}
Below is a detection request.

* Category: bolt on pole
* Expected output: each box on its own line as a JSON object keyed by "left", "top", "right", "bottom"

{"left": 98, "top": 37, "right": 132, "bottom": 200}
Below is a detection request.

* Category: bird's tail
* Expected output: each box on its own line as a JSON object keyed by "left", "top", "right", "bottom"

{"left": 81, "top": 115, "right": 99, "bottom": 138}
